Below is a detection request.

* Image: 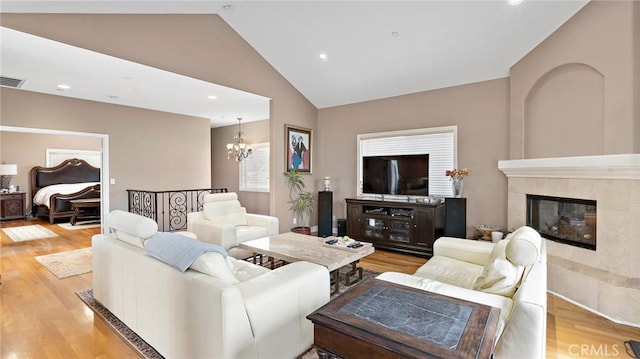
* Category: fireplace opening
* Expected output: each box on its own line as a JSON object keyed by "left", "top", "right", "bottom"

{"left": 526, "top": 194, "right": 597, "bottom": 250}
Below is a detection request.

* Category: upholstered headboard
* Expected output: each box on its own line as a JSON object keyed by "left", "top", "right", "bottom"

{"left": 30, "top": 158, "right": 101, "bottom": 194}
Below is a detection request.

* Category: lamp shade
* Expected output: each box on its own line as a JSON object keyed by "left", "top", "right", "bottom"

{"left": 0, "top": 164, "right": 17, "bottom": 176}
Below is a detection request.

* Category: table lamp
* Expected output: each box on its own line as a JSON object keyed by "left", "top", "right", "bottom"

{"left": 0, "top": 164, "right": 18, "bottom": 190}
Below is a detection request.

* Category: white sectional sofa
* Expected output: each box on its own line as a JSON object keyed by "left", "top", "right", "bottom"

{"left": 378, "top": 225, "right": 547, "bottom": 359}
{"left": 92, "top": 210, "right": 330, "bottom": 359}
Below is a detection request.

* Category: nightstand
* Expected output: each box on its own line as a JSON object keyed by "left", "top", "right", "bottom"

{"left": 0, "top": 192, "right": 26, "bottom": 220}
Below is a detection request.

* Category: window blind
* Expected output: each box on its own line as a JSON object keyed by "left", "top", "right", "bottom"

{"left": 240, "top": 142, "right": 270, "bottom": 192}
{"left": 358, "top": 127, "right": 456, "bottom": 197}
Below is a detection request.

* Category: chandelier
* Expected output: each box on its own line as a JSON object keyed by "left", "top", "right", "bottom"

{"left": 226, "top": 118, "right": 252, "bottom": 161}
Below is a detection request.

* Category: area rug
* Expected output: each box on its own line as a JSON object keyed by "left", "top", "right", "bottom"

{"left": 76, "top": 266, "right": 380, "bottom": 359}
{"left": 332, "top": 267, "right": 380, "bottom": 299}
{"left": 34, "top": 247, "right": 92, "bottom": 279}
{"left": 1, "top": 224, "right": 58, "bottom": 242}
{"left": 57, "top": 222, "right": 101, "bottom": 231}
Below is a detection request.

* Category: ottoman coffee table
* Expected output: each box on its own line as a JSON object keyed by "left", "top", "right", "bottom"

{"left": 239, "top": 232, "right": 374, "bottom": 294}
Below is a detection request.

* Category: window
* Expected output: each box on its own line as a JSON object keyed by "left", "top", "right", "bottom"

{"left": 46, "top": 148, "right": 101, "bottom": 168}
{"left": 240, "top": 142, "right": 270, "bottom": 192}
{"left": 357, "top": 126, "right": 457, "bottom": 197}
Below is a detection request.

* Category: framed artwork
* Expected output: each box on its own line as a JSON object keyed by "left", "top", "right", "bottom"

{"left": 285, "top": 124, "right": 313, "bottom": 174}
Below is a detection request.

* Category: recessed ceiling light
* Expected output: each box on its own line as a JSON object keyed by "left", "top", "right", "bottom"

{"left": 108, "top": 95, "right": 119, "bottom": 100}
{"left": 319, "top": 53, "right": 328, "bottom": 61}
{"left": 222, "top": 4, "right": 232, "bottom": 10}
{"left": 391, "top": 32, "right": 400, "bottom": 37}
{"left": 56, "top": 84, "right": 70, "bottom": 90}
{"left": 208, "top": 95, "right": 217, "bottom": 100}
{"left": 508, "top": 0, "right": 524, "bottom": 5}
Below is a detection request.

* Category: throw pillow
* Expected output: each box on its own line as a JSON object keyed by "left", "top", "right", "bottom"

{"left": 473, "top": 240, "right": 524, "bottom": 297}
{"left": 190, "top": 252, "right": 239, "bottom": 285}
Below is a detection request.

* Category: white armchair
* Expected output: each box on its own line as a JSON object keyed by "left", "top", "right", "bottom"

{"left": 187, "top": 192, "right": 279, "bottom": 259}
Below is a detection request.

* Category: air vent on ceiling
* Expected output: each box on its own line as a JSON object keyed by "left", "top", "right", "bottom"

{"left": 0, "top": 76, "right": 26, "bottom": 88}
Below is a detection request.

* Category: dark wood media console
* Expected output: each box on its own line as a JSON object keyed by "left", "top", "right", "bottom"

{"left": 345, "top": 198, "right": 444, "bottom": 257}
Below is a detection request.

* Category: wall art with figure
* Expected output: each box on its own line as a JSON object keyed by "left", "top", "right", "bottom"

{"left": 285, "top": 125, "right": 312, "bottom": 174}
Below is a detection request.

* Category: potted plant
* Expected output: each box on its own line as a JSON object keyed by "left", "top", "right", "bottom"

{"left": 284, "top": 169, "right": 314, "bottom": 234}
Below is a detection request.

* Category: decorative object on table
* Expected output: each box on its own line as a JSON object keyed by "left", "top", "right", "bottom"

{"left": 491, "top": 231, "right": 504, "bottom": 242}
{"left": 323, "top": 176, "right": 331, "bottom": 191}
{"left": 446, "top": 168, "right": 470, "bottom": 198}
{"left": 226, "top": 118, "right": 252, "bottom": 161}
{"left": 284, "top": 169, "right": 314, "bottom": 234}
{"left": 0, "top": 164, "right": 17, "bottom": 190}
{"left": 473, "top": 224, "right": 503, "bottom": 241}
{"left": 285, "top": 124, "right": 313, "bottom": 173}
{"left": 322, "top": 236, "right": 368, "bottom": 250}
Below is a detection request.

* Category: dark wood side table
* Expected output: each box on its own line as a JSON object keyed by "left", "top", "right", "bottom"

{"left": 308, "top": 278, "right": 500, "bottom": 359}
{"left": 0, "top": 192, "right": 26, "bottom": 221}
{"left": 69, "top": 198, "right": 101, "bottom": 225}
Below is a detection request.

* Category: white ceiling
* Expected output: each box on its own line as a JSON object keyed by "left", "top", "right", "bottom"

{"left": 0, "top": 27, "right": 271, "bottom": 128}
{"left": 0, "top": 0, "right": 589, "bottom": 125}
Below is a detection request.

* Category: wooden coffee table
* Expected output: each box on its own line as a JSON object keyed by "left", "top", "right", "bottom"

{"left": 239, "top": 232, "right": 374, "bottom": 294}
{"left": 308, "top": 278, "right": 500, "bottom": 359}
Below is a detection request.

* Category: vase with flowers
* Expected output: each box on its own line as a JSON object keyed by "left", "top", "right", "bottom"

{"left": 446, "top": 168, "right": 470, "bottom": 198}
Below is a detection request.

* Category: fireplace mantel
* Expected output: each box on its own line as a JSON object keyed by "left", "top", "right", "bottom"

{"left": 500, "top": 153, "right": 640, "bottom": 326}
{"left": 498, "top": 154, "right": 640, "bottom": 180}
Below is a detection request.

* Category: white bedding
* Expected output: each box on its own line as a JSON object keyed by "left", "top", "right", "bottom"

{"left": 33, "top": 182, "right": 100, "bottom": 207}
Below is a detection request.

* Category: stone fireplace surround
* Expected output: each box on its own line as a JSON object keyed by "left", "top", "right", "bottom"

{"left": 499, "top": 154, "right": 640, "bottom": 327}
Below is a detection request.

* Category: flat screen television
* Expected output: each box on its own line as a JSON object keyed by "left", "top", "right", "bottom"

{"left": 362, "top": 154, "right": 429, "bottom": 196}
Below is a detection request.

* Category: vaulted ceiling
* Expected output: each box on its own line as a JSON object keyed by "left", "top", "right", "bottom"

{"left": 0, "top": 0, "right": 589, "bottom": 126}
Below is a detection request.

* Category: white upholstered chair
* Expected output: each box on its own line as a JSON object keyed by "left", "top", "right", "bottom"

{"left": 187, "top": 192, "right": 279, "bottom": 259}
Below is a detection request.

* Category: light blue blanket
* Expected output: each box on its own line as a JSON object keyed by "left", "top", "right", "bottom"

{"left": 145, "top": 232, "right": 228, "bottom": 272}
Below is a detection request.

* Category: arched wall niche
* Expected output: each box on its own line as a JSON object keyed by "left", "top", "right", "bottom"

{"left": 524, "top": 63, "right": 605, "bottom": 159}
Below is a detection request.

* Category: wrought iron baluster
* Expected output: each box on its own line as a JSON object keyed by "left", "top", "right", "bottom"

{"left": 127, "top": 188, "right": 227, "bottom": 232}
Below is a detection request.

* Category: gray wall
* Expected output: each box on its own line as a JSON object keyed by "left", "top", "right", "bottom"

{"left": 317, "top": 78, "right": 510, "bottom": 237}
{"left": 510, "top": 0, "right": 639, "bottom": 158}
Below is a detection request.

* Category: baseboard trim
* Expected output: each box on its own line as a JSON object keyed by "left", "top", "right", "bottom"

{"left": 548, "top": 290, "right": 640, "bottom": 329}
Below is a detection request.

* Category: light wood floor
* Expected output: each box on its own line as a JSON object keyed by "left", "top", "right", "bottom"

{"left": 1, "top": 219, "right": 638, "bottom": 358}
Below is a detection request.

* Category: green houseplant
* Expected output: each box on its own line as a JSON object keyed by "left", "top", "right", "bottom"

{"left": 284, "top": 169, "right": 314, "bottom": 234}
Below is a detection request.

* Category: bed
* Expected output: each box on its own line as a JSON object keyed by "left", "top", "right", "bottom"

{"left": 30, "top": 158, "right": 101, "bottom": 224}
